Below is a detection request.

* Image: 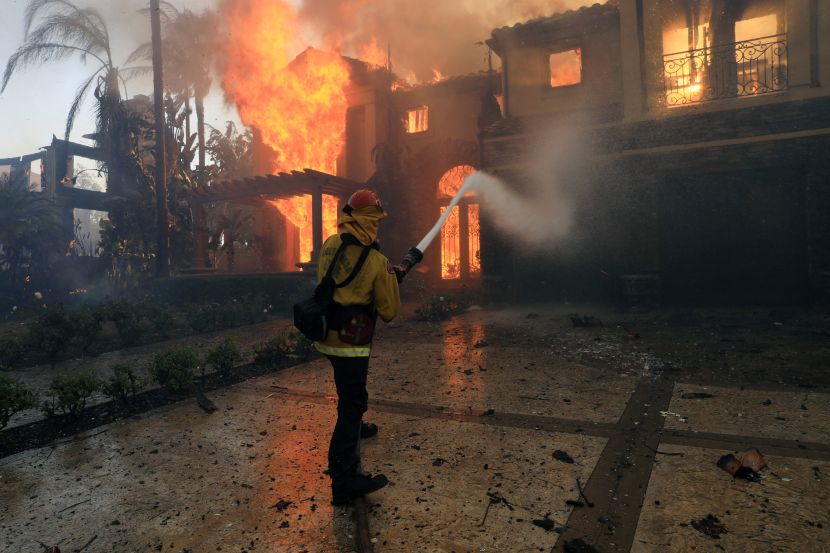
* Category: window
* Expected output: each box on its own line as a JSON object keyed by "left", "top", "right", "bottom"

{"left": 549, "top": 49, "right": 582, "bottom": 88}
{"left": 406, "top": 106, "right": 429, "bottom": 134}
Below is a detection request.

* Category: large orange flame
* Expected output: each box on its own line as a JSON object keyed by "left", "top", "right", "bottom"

{"left": 221, "top": 0, "right": 350, "bottom": 263}
{"left": 265, "top": 195, "right": 340, "bottom": 263}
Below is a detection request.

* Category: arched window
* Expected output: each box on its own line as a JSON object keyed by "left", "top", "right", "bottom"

{"left": 437, "top": 165, "right": 480, "bottom": 280}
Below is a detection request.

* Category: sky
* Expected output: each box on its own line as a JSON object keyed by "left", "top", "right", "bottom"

{"left": 0, "top": 0, "right": 237, "bottom": 163}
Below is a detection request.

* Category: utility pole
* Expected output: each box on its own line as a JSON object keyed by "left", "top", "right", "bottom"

{"left": 151, "top": 0, "right": 169, "bottom": 277}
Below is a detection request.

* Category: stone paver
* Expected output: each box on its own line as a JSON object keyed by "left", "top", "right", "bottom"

{"left": 0, "top": 383, "right": 356, "bottom": 553}
{"left": 2, "top": 306, "right": 830, "bottom": 552}
{"left": 633, "top": 444, "right": 830, "bottom": 552}
{"left": 665, "top": 383, "right": 830, "bottom": 444}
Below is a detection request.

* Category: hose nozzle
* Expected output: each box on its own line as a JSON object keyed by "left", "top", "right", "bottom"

{"left": 393, "top": 247, "right": 423, "bottom": 283}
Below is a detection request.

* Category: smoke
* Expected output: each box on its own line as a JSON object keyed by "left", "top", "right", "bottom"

{"left": 465, "top": 119, "right": 588, "bottom": 250}
{"left": 298, "top": 0, "right": 597, "bottom": 81}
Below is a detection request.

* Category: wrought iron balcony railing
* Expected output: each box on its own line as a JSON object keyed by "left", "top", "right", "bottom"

{"left": 663, "top": 33, "right": 788, "bottom": 106}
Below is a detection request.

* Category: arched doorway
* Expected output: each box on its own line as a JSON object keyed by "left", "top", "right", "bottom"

{"left": 437, "top": 165, "right": 480, "bottom": 281}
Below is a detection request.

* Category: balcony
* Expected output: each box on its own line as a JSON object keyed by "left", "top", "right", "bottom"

{"left": 663, "top": 33, "right": 788, "bottom": 106}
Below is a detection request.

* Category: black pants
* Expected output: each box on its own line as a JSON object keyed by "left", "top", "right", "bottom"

{"left": 326, "top": 355, "right": 369, "bottom": 479}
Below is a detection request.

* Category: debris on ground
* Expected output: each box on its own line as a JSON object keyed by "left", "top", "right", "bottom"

{"left": 576, "top": 477, "right": 594, "bottom": 507}
{"left": 566, "top": 499, "right": 585, "bottom": 507}
{"left": 473, "top": 339, "right": 489, "bottom": 348}
{"left": 479, "top": 491, "right": 514, "bottom": 526}
{"left": 272, "top": 499, "right": 293, "bottom": 511}
{"left": 531, "top": 517, "right": 556, "bottom": 531}
{"left": 691, "top": 513, "right": 728, "bottom": 539}
{"left": 717, "top": 448, "right": 767, "bottom": 481}
{"left": 740, "top": 448, "right": 767, "bottom": 472}
{"left": 564, "top": 538, "right": 601, "bottom": 552}
{"left": 660, "top": 410, "right": 688, "bottom": 423}
{"left": 432, "top": 458, "right": 446, "bottom": 467}
{"left": 569, "top": 314, "right": 603, "bottom": 327}
{"left": 553, "top": 450, "right": 575, "bottom": 464}
{"left": 195, "top": 386, "right": 217, "bottom": 413}
{"left": 481, "top": 407, "right": 495, "bottom": 416}
{"left": 681, "top": 392, "right": 714, "bottom": 399}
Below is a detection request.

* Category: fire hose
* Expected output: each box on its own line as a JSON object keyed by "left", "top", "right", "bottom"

{"left": 393, "top": 174, "right": 478, "bottom": 283}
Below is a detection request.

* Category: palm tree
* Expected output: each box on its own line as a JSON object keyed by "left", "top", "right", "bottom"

{"left": 129, "top": 3, "right": 217, "bottom": 174}
{"left": 1, "top": 0, "right": 127, "bottom": 143}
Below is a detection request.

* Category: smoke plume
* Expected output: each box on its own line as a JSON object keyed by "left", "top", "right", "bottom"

{"left": 466, "top": 119, "right": 588, "bottom": 249}
{"left": 298, "top": 0, "right": 596, "bottom": 81}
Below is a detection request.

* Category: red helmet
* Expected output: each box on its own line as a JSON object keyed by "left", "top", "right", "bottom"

{"left": 346, "top": 189, "right": 383, "bottom": 212}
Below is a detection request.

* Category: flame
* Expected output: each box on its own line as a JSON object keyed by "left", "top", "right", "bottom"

{"left": 430, "top": 68, "right": 446, "bottom": 83}
{"left": 358, "top": 38, "right": 387, "bottom": 68}
{"left": 549, "top": 48, "right": 582, "bottom": 88}
{"left": 221, "top": 0, "right": 351, "bottom": 264}
{"left": 266, "top": 195, "right": 339, "bottom": 263}
{"left": 438, "top": 165, "right": 478, "bottom": 280}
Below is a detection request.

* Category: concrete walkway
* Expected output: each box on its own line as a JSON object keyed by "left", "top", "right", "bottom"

{"left": 2, "top": 306, "right": 829, "bottom": 552}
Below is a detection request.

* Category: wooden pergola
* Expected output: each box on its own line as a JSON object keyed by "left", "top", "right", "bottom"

{"left": 187, "top": 169, "right": 363, "bottom": 267}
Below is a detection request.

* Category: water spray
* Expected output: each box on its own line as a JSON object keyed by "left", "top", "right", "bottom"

{"left": 393, "top": 174, "right": 480, "bottom": 282}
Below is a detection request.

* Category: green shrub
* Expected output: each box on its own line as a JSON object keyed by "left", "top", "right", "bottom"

{"left": 102, "top": 364, "right": 144, "bottom": 406}
{"left": 205, "top": 338, "right": 242, "bottom": 378}
{"left": 254, "top": 330, "right": 312, "bottom": 368}
{"left": 28, "top": 307, "right": 74, "bottom": 364}
{"left": 185, "top": 304, "right": 217, "bottom": 333}
{"left": 242, "top": 294, "right": 269, "bottom": 324}
{"left": 0, "top": 372, "right": 38, "bottom": 429}
{"left": 42, "top": 371, "right": 102, "bottom": 419}
{"left": 145, "top": 304, "right": 175, "bottom": 338}
{"left": 415, "top": 295, "right": 464, "bottom": 322}
{"left": 216, "top": 300, "right": 245, "bottom": 330}
{"left": 0, "top": 336, "right": 24, "bottom": 369}
{"left": 100, "top": 300, "right": 146, "bottom": 345}
{"left": 70, "top": 307, "right": 103, "bottom": 354}
{"left": 151, "top": 347, "right": 199, "bottom": 392}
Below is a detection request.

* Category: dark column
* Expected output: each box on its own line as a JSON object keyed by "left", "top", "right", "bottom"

{"left": 192, "top": 204, "right": 208, "bottom": 269}
{"left": 311, "top": 185, "right": 323, "bottom": 263}
{"left": 459, "top": 202, "right": 470, "bottom": 281}
{"left": 150, "top": 0, "right": 169, "bottom": 277}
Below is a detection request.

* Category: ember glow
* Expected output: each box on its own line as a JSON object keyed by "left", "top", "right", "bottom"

{"left": 220, "top": 0, "right": 350, "bottom": 263}
{"left": 437, "top": 165, "right": 479, "bottom": 280}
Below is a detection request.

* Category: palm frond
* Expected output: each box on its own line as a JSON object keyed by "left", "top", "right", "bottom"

{"left": 64, "top": 68, "right": 103, "bottom": 142}
{"left": 24, "top": 1, "right": 111, "bottom": 61}
{"left": 125, "top": 42, "right": 153, "bottom": 66}
{"left": 27, "top": 15, "right": 106, "bottom": 59}
{"left": 120, "top": 65, "right": 153, "bottom": 80}
{"left": 2, "top": 42, "right": 104, "bottom": 93}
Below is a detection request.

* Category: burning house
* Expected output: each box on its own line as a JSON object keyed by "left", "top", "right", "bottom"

{"left": 191, "top": 0, "right": 828, "bottom": 305}
{"left": 482, "top": 0, "right": 830, "bottom": 304}
{"left": 199, "top": 42, "right": 499, "bottom": 285}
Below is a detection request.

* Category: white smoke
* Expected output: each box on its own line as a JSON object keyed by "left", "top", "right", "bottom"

{"left": 464, "top": 120, "right": 586, "bottom": 250}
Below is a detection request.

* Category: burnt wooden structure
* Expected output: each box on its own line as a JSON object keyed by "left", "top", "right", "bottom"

{"left": 187, "top": 169, "right": 362, "bottom": 269}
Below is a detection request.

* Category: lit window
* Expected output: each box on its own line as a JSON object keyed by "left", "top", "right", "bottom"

{"left": 406, "top": 106, "right": 429, "bottom": 133}
{"left": 549, "top": 48, "right": 582, "bottom": 88}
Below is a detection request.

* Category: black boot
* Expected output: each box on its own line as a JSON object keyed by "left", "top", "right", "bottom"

{"left": 331, "top": 472, "right": 389, "bottom": 505}
{"left": 360, "top": 421, "right": 378, "bottom": 439}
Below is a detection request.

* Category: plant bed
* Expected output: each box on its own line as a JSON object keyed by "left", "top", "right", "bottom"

{"left": 0, "top": 352, "right": 319, "bottom": 459}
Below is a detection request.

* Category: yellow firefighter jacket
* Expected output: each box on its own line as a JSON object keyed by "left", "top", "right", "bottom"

{"left": 313, "top": 206, "right": 400, "bottom": 357}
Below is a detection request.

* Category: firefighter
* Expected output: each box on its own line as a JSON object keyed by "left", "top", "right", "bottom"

{"left": 315, "top": 188, "right": 400, "bottom": 505}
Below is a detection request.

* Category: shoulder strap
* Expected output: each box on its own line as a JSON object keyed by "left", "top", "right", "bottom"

{"left": 324, "top": 234, "right": 373, "bottom": 288}
{"left": 336, "top": 246, "right": 372, "bottom": 288}
{"left": 324, "top": 240, "right": 350, "bottom": 279}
